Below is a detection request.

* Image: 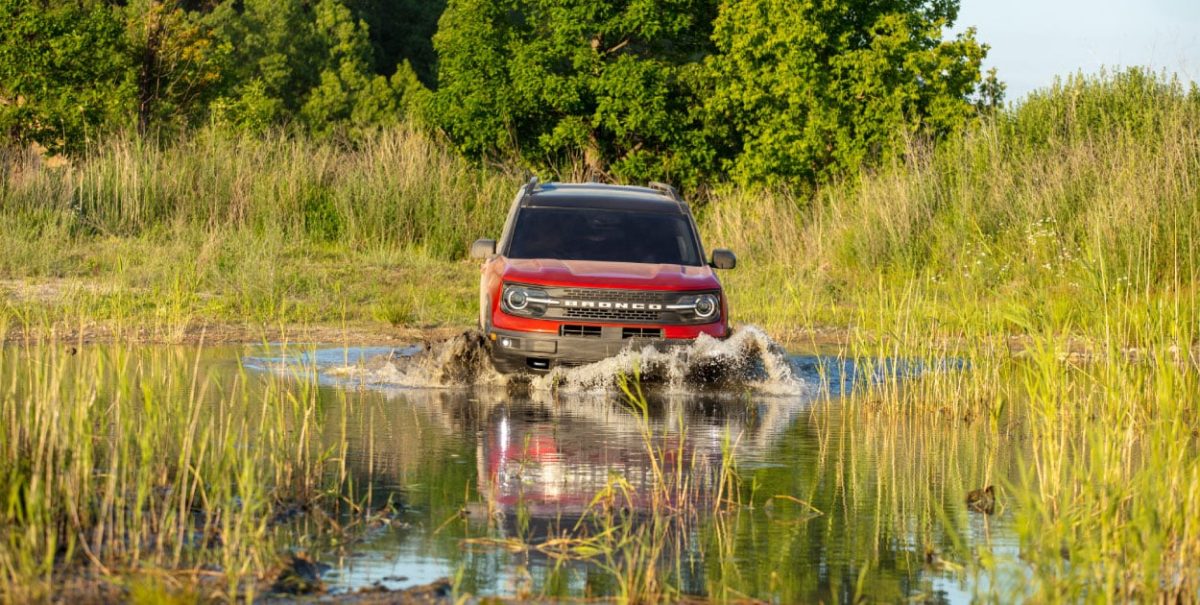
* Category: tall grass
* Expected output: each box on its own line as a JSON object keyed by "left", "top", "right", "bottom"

{"left": 1, "top": 126, "right": 504, "bottom": 336}
{"left": 3, "top": 69, "right": 1196, "bottom": 340}
{"left": 2, "top": 125, "right": 512, "bottom": 258}
{"left": 0, "top": 343, "right": 351, "bottom": 601}
{"left": 802, "top": 71, "right": 1200, "bottom": 601}
{"left": 999, "top": 300, "right": 1199, "bottom": 601}
{"left": 815, "top": 269, "right": 1200, "bottom": 600}
{"left": 705, "top": 69, "right": 1200, "bottom": 337}
{"left": 2, "top": 69, "right": 1198, "bottom": 601}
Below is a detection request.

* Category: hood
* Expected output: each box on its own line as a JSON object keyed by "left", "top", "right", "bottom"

{"left": 500, "top": 259, "right": 721, "bottom": 291}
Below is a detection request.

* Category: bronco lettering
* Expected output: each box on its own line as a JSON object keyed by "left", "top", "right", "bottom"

{"left": 562, "top": 299, "right": 662, "bottom": 310}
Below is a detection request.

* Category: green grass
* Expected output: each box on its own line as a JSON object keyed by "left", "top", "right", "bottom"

{"left": 1, "top": 125, "right": 498, "bottom": 339}
{"left": 5, "top": 71, "right": 1195, "bottom": 345}
{"left": 834, "top": 287, "right": 1200, "bottom": 602}
{"left": 0, "top": 341, "right": 360, "bottom": 601}
{"left": 707, "top": 69, "right": 1199, "bottom": 340}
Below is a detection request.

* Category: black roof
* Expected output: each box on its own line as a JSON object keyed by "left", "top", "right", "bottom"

{"left": 523, "top": 183, "right": 685, "bottom": 214}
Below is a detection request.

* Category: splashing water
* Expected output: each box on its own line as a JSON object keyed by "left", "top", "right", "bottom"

{"left": 529, "top": 326, "right": 803, "bottom": 394}
{"left": 326, "top": 330, "right": 504, "bottom": 388}
{"left": 325, "top": 326, "right": 805, "bottom": 395}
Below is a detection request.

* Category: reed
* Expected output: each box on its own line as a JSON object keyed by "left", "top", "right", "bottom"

{"left": 818, "top": 261, "right": 1200, "bottom": 601}
{"left": 0, "top": 341, "right": 352, "bottom": 601}
{"left": 705, "top": 70, "right": 1200, "bottom": 338}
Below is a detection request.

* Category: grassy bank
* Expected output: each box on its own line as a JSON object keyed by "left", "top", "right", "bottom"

{"left": 708, "top": 69, "right": 1199, "bottom": 341}
{"left": 1, "top": 126, "right": 499, "bottom": 340}
{"left": 3, "top": 71, "right": 1197, "bottom": 346}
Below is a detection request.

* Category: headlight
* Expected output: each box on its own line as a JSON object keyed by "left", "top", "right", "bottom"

{"left": 501, "top": 284, "right": 549, "bottom": 317}
{"left": 505, "top": 288, "right": 529, "bottom": 310}
{"left": 668, "top": 292, "right": 721, "bottom": 322}
{"left": 694, "top": 294, "right": 719, "bottom": 319}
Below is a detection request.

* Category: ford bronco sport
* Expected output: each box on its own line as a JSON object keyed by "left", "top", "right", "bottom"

{"left": 470, "top": 178, "right": 737, "bottom": 374}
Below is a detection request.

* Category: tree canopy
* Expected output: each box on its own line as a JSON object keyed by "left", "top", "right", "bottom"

{"left": 432, "top": 0, "right": 719, "bottom": 185}
{"left": 0, "top": 0, "right": 130, "bottom": 154}
{"left": 432, "top": 0, "right": 992, "bottom": 187}
{"left": 706, "top": 0, "right": 990, "bottom": 185}
{"left": 1, "top": 0, "right": 997, "bottom": 186}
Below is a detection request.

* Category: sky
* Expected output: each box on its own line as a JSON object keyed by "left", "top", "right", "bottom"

{"left": 953, "top": 0, "right": 1200, "bottom": 101}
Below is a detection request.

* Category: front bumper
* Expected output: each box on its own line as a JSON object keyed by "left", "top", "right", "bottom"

{"left": 488, "top": 326, "right": 709, "bottom": 374}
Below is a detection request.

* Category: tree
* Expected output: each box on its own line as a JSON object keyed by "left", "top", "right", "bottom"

{"left": 706, "top": 0, "right": 989, "bottom": 186}
{"left": 433, "top": 0, "right": 718, "bottom": 186}
{"left": 344, "top": 0, "right": 446, "bottom": 86}
{"left": 0, "top": 0, "right": 132, "bottom": 154}
{"left": 123, "top": 0, "right": 230, "bottom": 134}
{"left": 209, "top": 0, "right": 323, "bottom": 121}
{"left": 300, "top": 0, "right": 413, "bottom": 134}
{"left": 211, "top": 0, "right": 414, "bottom": 135}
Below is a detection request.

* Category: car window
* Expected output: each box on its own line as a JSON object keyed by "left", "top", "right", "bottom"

{"left": 506, "top": 208, "right": 702, "bottom": 266}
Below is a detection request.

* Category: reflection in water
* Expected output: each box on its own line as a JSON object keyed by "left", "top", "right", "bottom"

{"left": 256, "top": 345, "right": 1025, "bottom": 603}
{"left": 0, "top": 341, "right": 1026, "bottom": 600}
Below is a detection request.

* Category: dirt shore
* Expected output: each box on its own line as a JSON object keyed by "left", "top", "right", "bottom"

{"left": 5, "top": 317, "right": 1190, "bottom": 367}
{"left": 0, "top": 321, "right": 466, "bottom": 347}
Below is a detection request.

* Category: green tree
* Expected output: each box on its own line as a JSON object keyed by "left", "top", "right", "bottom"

{"left": 211, "top": 0, "right": 414, "bottom": 135}
{"left": 209, "top": 0, "right": 323, "bottom": 121}
{"left": 300, "top": 0, "right": 414, "bottom": 134}
{"left": 0, "top": 0, "right": 132, "bottom": 154}
{"left": 345, "top": 0, "right": 446, "bottom": 86}
{"left": 123, "top": 0, "right": 231, "bottom": 134}
{"left": 706, "top": 0, "right": 990, "bottom": 186}
{"left": 433, "top": 0, "right": 718, "bottom": 186}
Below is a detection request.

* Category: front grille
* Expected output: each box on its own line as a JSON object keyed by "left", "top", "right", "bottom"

{"left": 564, "top": 308, "right": 661, "bottom": 322}
{"left": 560, "top": 324, "right": 602, "bottom": 338}
{"left": 622, "top": 327, "right": 662, "bottom": 339}
{"left": 559, "top": 288, "right": 665, "bottom": 303}
{"left": 552, "top": 287, "right": 676, "bottom": 323}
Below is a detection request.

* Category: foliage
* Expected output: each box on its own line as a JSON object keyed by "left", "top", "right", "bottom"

{"left": 431, "top": 0, "right": 990, "bottom": 187}
{"left": 706, "top": 0, "right": 990, "bottom": 186}
{"left": 1, "top": 0, "right": 993, "bottom": 189}
{"left": 299, "top": 0, "right": 400, "bottom": 133}
{"left": 124, "top": 0, "right": 231, "bottom": 133}
{"left": 433, "top": 0, "right": 719, "bottom": 186}
{"left": 0, "top": 0, "right": 429, "bottom": 153}
{"left": 209, "top": 0, "right": 417, "bottom": 135}
{"left": 0, "top": 0, "right": 132, "bottom": 154}
{"left": 345, "top": 0, "right": 446, "bottom": 86}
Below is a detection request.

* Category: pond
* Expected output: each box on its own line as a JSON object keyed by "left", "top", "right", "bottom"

{"left": 0, "top": 328, "right": 1027, "bottom": 602}
{"left": 231, "top": 330, "right": 1026, "bottom": 603}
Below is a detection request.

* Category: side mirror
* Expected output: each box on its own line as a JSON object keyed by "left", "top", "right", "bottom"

{"left": 710, "top": 248, "right": 737, "bottom": 270}
{"left": 470, "top": 238, "right": 497, "bottom": 259}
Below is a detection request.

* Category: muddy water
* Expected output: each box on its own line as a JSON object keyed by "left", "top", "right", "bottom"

{"left": 236, "top": 328, "right": 1026, "bottom": 603}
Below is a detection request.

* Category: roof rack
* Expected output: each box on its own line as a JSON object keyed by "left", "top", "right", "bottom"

{"left": 518, "top": 175, "right": 540, "bottom": 205}
{"left": 648, "top": 181, "right": 683, "bottom": 203}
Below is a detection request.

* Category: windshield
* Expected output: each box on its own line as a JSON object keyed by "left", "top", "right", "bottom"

{"left": 506, "top": 207, "right": 702, "bottom": 266}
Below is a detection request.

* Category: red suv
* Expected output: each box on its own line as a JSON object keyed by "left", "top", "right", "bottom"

{"left": 470, "top": 178, "right": 736, "bottom": 373}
